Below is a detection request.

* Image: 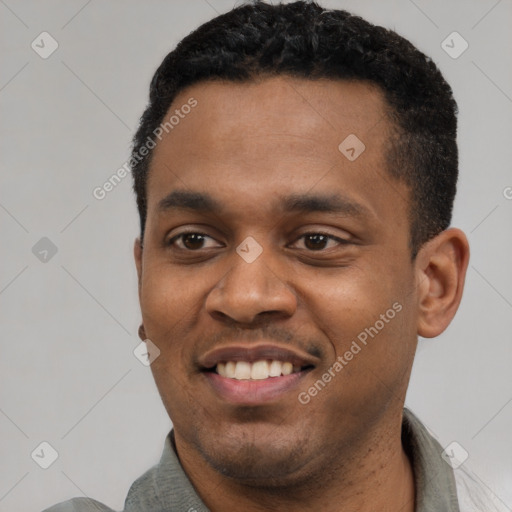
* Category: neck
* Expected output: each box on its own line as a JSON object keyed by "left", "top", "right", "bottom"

{"left": 174, "top": 411, "right": 415, "bottom": 512}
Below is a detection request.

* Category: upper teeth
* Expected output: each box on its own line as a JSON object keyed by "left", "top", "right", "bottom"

{"left": 216, "top": 360, "right": 301, "bottom": 380}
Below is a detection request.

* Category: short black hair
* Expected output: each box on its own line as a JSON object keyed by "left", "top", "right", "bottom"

{"left": 131, "top": 0, "right": 458, "bottom": 257}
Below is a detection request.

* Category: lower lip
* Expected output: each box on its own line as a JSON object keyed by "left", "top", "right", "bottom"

{"left": 203, "top": 371, "right": 309, "bottom": 405}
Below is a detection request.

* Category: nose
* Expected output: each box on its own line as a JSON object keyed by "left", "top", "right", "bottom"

{"left": 205, "top": 247, "right": 297, "bottom": 325}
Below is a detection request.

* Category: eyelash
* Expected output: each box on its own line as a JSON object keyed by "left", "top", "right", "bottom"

{"left": 167, "top": 231, "right": 349, "bottom": 252}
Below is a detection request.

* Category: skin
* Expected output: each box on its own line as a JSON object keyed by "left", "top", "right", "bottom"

{"left": 134, "top": 76, "right": 469, "bottom": 511}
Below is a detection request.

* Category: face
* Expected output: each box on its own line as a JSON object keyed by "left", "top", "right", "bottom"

{"left": 135, "top": 76, "right": 420, "bottom": 485}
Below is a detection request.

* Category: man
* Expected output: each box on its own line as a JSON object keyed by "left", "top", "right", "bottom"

{"left": 46, "top": 1, "right": 490, "bottom": 510}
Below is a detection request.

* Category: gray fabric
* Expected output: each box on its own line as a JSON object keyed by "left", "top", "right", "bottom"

{"left": 43, "top": 407, "right": 460, "bottom": 512}
{"left": 402, "top": 408, "right": 460, "bottom": 511}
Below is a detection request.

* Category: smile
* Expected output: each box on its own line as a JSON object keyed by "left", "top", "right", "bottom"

{"left": 215, "top": 360, "right": 304, "bottom": 380}
{"left": 199, "top": 344, "right": 318, "bottom": 404}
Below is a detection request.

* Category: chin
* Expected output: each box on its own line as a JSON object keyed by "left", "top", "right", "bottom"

{"left": 194, "top": 425, "right": 315, "bottom": 486}
{"left": 204, "top": 443, "right": 312, "bottom": 486}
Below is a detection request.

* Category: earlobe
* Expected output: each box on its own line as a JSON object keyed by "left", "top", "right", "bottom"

{"left": 416, "top": 228, "right": 470, "bottom": 338}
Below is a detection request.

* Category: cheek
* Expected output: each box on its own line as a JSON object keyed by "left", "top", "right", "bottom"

{"left": 139, "top": 264, "right": 202, "bottom": 392}
{"left": 304, "top": 266, "right": 396, "bottom": 330}
{"left": 140, "top": 267, "right": 199, "bottom": 418}
{"left": 140, "top": 260, "right": 202, "bottom": 331}
{"left": 305, "top": 264, "right": 415, "bottom": 371}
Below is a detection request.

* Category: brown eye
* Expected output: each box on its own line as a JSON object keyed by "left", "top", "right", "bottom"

{"left": 303, "top": 234, "right": 330, "bottom": 250}
{"left": 294, "top": 233, "right": 346, "bottom": 251}
{"left": 181, "top": 233, "right": 206, "bottom": 250}
{"left": 168, "top": 232, "right": 220, "bottom": 250}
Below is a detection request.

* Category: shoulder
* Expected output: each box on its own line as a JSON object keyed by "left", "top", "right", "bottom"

{"left": 42, "top": 497, "right": 116, "bottom": 512}
{"left": 455, "top": 467, "right": 511, "bottom": 512}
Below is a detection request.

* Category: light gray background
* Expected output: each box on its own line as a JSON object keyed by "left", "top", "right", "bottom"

{"left": 1, "top": 0, "right": 511, "bottom": 510}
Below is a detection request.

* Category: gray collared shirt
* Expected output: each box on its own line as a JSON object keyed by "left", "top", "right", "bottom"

{"left": 43, "top": 408, "right": 461, "bottom": 511}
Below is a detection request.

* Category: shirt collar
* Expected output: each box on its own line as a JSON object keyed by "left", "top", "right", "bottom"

{"left": 402, "top": 407, "right": 460, "bottom": 511}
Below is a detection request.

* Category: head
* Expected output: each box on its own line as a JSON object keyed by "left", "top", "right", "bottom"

{"left": 132, "top": 0, "right": 459, "bottom": 257}
{"left": 132, "top": 0, "right": 469, "bottom": 490}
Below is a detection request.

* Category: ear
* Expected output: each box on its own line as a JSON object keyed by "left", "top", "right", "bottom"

{"left": 415, "top": 228, "right": 470, "bottom": 338}
{"left": 134, "top": 237, "right": 143, "bottom": 294}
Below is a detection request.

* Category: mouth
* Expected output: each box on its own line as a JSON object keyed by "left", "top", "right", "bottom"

{"left": 199, "top": 344, "right": 317, "bottom": 404}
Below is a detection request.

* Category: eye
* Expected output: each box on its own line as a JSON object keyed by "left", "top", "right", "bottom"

{"left": 167, "top": 232, "right": 221, "bottom": 251}
{"left": 292, "top": 232, "right": 348, "bottom": 251}
{"left": 167, "top": 231, "right": 348, "bottom": 252}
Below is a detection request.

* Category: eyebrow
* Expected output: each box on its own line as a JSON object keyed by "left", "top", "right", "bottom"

{"left": 157, "top": 189, "right": 368, "bottom": 217}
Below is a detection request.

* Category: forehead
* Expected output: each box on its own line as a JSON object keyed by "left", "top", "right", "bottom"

{"left": 146, "top": 76, "right": 408, "bottom": 228}
{"left": 154, "top": 76, "right": 388, "bottom": 159}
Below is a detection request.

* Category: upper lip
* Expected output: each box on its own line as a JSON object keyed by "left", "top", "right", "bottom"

{"left": 199, "top": 343, "right": 319, "bottom": 370}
